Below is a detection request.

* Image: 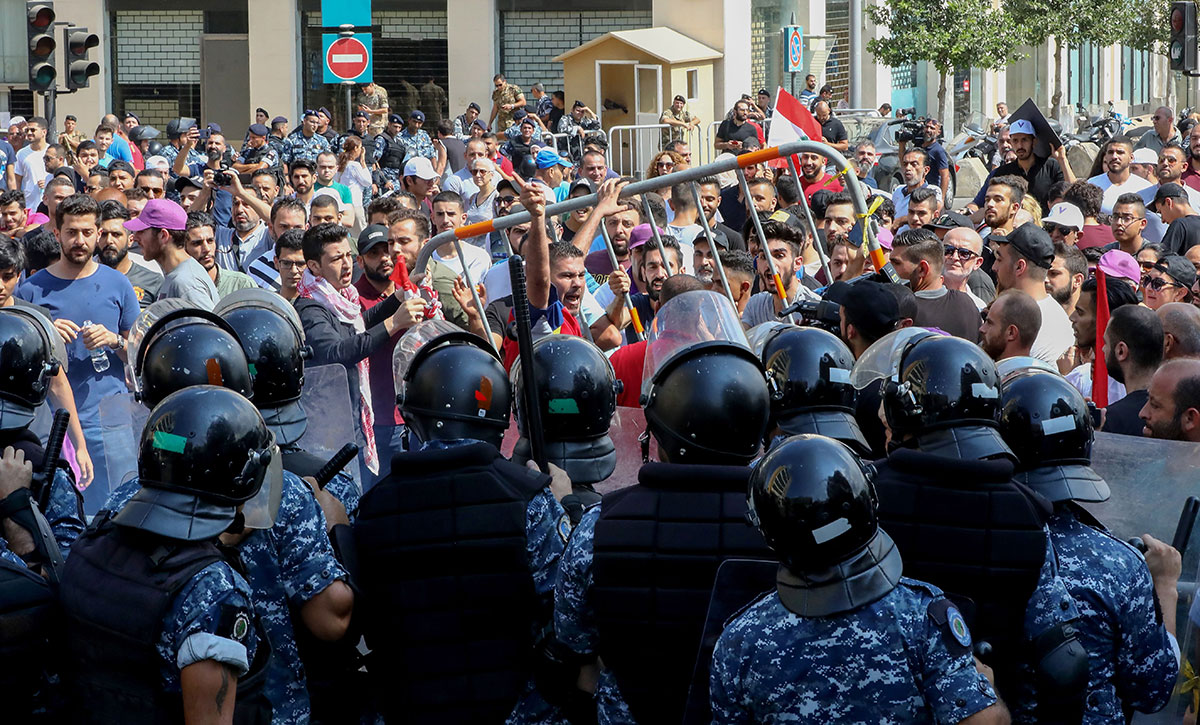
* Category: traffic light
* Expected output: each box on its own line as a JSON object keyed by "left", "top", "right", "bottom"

{"left": 26, "top": 2, "right": 56, "bottom": 92}
{"left": 64, "top": 26, "right": 99, "bottom": 91}
{"left": 1171, "top": 1, "right": 1198, "bottom": 74}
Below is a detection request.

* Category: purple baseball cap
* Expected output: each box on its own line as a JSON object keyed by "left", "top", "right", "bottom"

{"left": 628, "top": 224, "right": 668, "bottom": 250}
{"left": 125, "top": 199, "right": 187, "bottom": 231}
{"left": 1097, "top": 249, "right": 1140, "bottom": 284}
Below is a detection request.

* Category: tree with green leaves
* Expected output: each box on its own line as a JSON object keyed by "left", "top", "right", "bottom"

{"left": 1008, "top": 0, "right": 1135, "bottom": 118}
{"left": 868, "top": 0, "right": 1026, "bottom": 120}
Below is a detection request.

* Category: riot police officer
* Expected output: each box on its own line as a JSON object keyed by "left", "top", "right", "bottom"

{"left": 555, "top": 290, "right": 773, "bottom": 724}
{"left": 0, "top": 307, "right": 86, "bottom": 717}
{"left": 215, "top": 288, "right": 364, "bottom": 724}
{"left": 373, "top": 113, "right": 408, "bottom": 189}
{"left": 109, "top": 306, "right": 355, "bottom": 725}
{"left": 60, "top": 386, "right": 274, "bottom": 724}
{"left": 355, "top": 322, "right": 571, "bottom": 724}
{"left": 867, "top": 333, "right": 1082, "bottom": 714}
{"left": 511, "top": 334, "right": 621, "bottom": 515}
{"left": 710, "top": 434, "right": 1006, "bottom": 723}
{"left": 998, "top": 370, "right": 1179, "bottom": 720}
{"left": 755, "top": 324, "right": 872, "bottom": 456}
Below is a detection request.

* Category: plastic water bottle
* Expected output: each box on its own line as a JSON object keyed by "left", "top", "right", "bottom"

{"left": 83, "top": 320, "right": 110, "bottom": 373}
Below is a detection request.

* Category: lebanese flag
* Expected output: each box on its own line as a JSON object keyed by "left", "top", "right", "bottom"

{"left": 767, "top": 87, "right": 824, "bottom": 168}
{"left": 1093, "top": 269, "right": 1110, "bottom": 408}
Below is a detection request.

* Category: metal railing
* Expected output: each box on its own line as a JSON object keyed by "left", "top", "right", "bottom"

{"left": 414, "top": 139, "right": 898, "bottom": 349}
{"left": 606, "top": 123, "right": 706, "bottom": 179}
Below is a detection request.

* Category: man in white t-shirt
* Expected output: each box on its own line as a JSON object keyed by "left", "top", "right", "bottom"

{"left": 14, "top": 116, "right": 49, "bottom": 211}
{"left": 989, "top": 223, "right": 1074, "bottom": 365}
{"left": 430, "top": 190, "right": 492, "bottom": 286}
{"left": 1087, "top": 136, "right": 1155, "bottom": 214}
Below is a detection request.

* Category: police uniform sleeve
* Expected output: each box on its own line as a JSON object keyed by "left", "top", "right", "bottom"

{"left": 0, "top": 537, "right": 26, "bottom": 566}
{"left": 164, "top": 562, "right": 257, "bottom": 678}
{"left": 554, "top": 506, "right": 599, "bottom": 654}
{"left": 917, "top": 593, "right": 998, "bottom": 723}
{"left": 707, "top": 611, "right": 754, "bottom": 724}
{"left": 1113, "top": 548, "right": 1179, "bottom": 712}
{"left": 45, "top": 467, "right": 85, "bottom": 555}
{"left": 525, "top": 487, "right": 568, "bottom": 598}
{"left": 274, "top": 472, "right": 349, "bottom": 606}
{"left": 322, "top": 471, "right": 360, "bottom": 524}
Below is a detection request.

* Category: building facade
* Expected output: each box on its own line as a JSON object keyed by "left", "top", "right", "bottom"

{"left": 0, "top": 0, "right": 1181, "bottom": 139}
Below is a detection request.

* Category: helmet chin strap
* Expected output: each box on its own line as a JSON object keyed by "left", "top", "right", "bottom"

{"left": 225, "top": 511, "right": 246, "bottom": 536}
{"left": 639, "top": 428, "right": 651, "bottom": 464}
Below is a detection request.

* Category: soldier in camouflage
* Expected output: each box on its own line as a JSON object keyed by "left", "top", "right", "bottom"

{"left": 283, "top": 110, "right": 333, "bottom": 168}
{"left": 710, "top": 434, "right": 1007, "bottom": 724}
{"left": 999, "top": 369, "right": 1180, "bottom": 721}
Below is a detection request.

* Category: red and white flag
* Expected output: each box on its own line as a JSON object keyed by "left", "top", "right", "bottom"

{"left": 766, "top": 86, "right": 824, "bottom": 167}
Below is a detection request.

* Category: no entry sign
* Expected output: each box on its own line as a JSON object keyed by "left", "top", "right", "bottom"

{"left": 322, "top": 33, "right": 373, "bottom": 84}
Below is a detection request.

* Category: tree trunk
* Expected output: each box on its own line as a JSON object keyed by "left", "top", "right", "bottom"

{"left": 937, "top": 72, "right": 947, "bottom": 121}
{"left": 1051, "top": 38, "right": 1063, "bottom": 121}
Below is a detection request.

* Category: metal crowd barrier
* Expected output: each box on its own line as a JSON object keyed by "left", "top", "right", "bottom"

{"left": 414, "top": 138, "right": 898, "bottom": 351}
{"left": 606, "top": 123, "right": 706, "bottom": 178}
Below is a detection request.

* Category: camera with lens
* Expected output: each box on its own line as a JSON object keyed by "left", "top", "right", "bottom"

{"left": 779, "top": 298, "right": 842, "bottom": 333}
{"left": 212, "top": 169, "right": 233, "bottom": 187}
{"left": 894, "top": 119, "right": 926, "bottom": 145}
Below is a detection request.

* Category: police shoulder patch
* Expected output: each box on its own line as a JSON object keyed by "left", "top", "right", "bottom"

{"left": 557, "top": 513, "right": 573, "bottom": 543}
{"left": 217, "top": 604, "right": 251, "bottom": 642}
{"left": 927, "top": 597, "right": 972, "bottom": 657}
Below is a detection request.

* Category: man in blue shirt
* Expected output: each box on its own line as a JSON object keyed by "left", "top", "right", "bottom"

{"left": 15, "top": 193, "right": 139, "bottom": 514}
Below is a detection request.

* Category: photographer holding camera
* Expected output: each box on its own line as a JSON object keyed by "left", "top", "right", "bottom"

{"left": 897, "top": 116, "right": 951, "bottom": 202}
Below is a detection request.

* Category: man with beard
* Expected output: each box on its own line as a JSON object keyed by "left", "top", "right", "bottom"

{"left": 96, "top": 200, "right": 161, "bottom": 308}
{"left": 991, "top": 223, "right": 1074, "bottom": 365}
{"left": 1066, "top": 275, "right": 1139, "bottom": 401}
{"left": 741, "top": 220, "right": 819, "bottom": 327}
{"left": 184, "top": 211, "right": 257, "bottom": 298}
{"left": 1140, "top": 358, "right": 1200, "bottom": 440}
{"left": 584, "top": 197, "right": 640, "bottom": 276}
{"left": 890, "top": 147, "right": 942, "bottom": 222}
{"left": 1047, "top": 241, "right": 1086, "bottom": 316}
{"left": 696, "top": 176, "right": 745, "bottom": 250}
{"left": 796, "top": 150, "right": 844, "bottom": 202}
{"left": 714, "top": 99, "right": 760, "bottom": 153}
{"left": 979, "top": 289, "right": 1041, "bottom": 363}
{"left": 630, "top": 234, "right": 684, "bottom": 335}
{"left": 981, "top": 175, "right": 1025, "bottom": 237}
{"left": 1088, "top": 137, "right": 1154, "bottom": 214}
{"left": 126, "top": 199, "right": 219, "bottom": 310}
{"left": 215, "top": 185, "right": 272, "bottom": 274}
{"left": 1102, "top": 304, "right": 1164, "bottom": 435}
{"left": 16, "top": 193, "right": 139, "bottom": 510}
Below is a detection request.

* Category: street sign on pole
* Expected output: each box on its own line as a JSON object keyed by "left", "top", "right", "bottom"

{"left": 322, "top": 33, "right": 372, "bottom": 84}
{"left": 321, "top": 0, "right": 371, "bottom": 28}
{"left": 784, "top": 25, "right": 804, "bottom": 74}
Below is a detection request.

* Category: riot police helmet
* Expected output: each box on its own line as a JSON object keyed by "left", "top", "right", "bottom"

{"left": 747, "top": 434, "right": 884, "bottom": 571}
{"left": 511, "top": 335, "right": 620, "bottom": 484}
{"left": 135, "top": 307, "right": 253, "bottom": 409}
{"left": 214, "top": 289, "right": 311, "bottom": 444}
{"left": 882, "top": 334, "right": 1014, "bottom": 460}
{"left": 641, "top": 291, "right": 770, "bottom": 465}
{"left": 116, "top": 386, "right": 283, "bottom": 541}
{"left": 0, "top": 307, "right": 62, "bottom": 430}
{"left": 760, "top": 325, "right": 870, "bottom": 455}
{"left": 395, "top": 321, "right": 511, "bottom": 449}
{"left": 999, "top": 369, "right": 1109, "bottom": 503}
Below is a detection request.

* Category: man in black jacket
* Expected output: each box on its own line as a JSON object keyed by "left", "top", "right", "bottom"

{"left": 294, "top": 222, "right": 426, "bottom": 474}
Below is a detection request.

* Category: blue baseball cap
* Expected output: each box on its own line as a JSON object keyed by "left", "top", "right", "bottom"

{"left": 535, "top": 148, "right": 571, "bottom": 169}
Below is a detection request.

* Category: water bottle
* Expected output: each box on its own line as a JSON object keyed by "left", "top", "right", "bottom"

{"left": 82, "top": 320, "right": 110, "bottom": 373}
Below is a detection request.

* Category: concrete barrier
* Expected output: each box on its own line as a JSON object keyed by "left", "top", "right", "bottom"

{"left": 1067, "top": 143, "right": 1098, "bottom": 179}
{"left": 955, "top": 157, "right": 989, "bottom": 201}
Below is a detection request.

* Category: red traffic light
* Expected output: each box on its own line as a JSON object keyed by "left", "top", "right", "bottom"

{"left": 27, "top": 4, "right": 54, "bottom": 29}
{"left": 1175, "top": 7, "right": 1186, "bottom": 32}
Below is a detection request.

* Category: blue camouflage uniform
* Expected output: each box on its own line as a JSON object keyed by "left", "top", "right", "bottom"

{"left": 160, "top": 143, "right": 206, "bottom": 176}
{"left": 417, "top": 439, "right": 571, "bottom": 725}
{"left": 282, "top": 131, "right": 332, "bottom": 167}
{"left": 0, "top": 538, "right": 25, "bottom": 566}
{"left": 1017, "top": 509, "right": 1177, "bottom": 722}
{"left": 159, "top": 559, "right": 259, "bottom": 693}
{"left": 237, "top": 142, "right": 281, "bottom": 171}
{"left": 323, "top": 470, "right": 360, "bottom": 523}
{"left": 554, "top": 504, "right": 634, "bottom": 724}
{"left": 45, "top": 467, "right": 85, "bottom": 555}
{"left": 397, "top": 128, "right": 436, "bottom": 165}
{"left": 105, "top": 470, "right": 350, "bottom": 724}
{"left": 709, "top": 577, "right": 999, "bottom": 723}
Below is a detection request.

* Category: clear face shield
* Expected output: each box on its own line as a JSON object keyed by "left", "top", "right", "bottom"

{"left": 640, "top": 290, "right": 751, "bottom": 399}
{"left": 392, "top": 319, "right": 463, "bottom": 403}
{"left": 239, "top": 434, "right": 283, "bottom": 530}
{"left": 848, "top": 327, "right": 941, "bottom": 390}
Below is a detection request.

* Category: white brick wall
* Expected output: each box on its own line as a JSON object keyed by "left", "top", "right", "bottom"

{"left": 501, "top": 10, "right": 653, "bottom": 90}
{"left": 306, "top": 11, "right": 448, "bottom": 40}
{"left": 114, "top": 11, "right": 203, "bottom": 85}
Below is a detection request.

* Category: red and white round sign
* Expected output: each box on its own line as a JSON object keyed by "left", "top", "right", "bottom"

{"left": 326, "top": 37, "right": 369, "bottom": 81}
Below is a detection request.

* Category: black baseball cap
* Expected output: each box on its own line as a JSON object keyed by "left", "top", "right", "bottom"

{"left": 926, "top": 211, "right": 972, "bottom": 230}
{"left": 1150, "top": 182, "right": 1191, "bottom": 213}
{"left": 497, "top": 179, "right": 518, "bottom": 195}
{"left": 825, "top": 280, "right": 900, "bottom": 341}
{"left": 1154, "top": 254, "right": 1197, "bottom": 288}
{"left": 568, "top": 177, "right": 595, "bottom": 196}
{"left": 357, "top": 224, "right": 390, "bottom": 256}
{"left": 757, "top": 88, "right": 770, "bottom": 96}
{"left": 107, "top": 161, "right": 135, "bottom": 177}
{"left": 988, "top": 223, "right": 1054, "bottom": 269}
{"left": 174, "top": 175, "right": 202, "bottom": 192}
